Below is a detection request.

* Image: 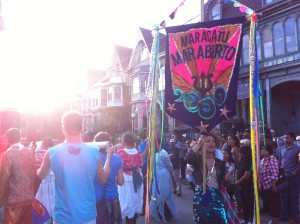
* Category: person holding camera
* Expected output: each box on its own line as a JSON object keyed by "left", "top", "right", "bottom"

{"left": 93, "top": 132, "right": 124, "bottom": 224}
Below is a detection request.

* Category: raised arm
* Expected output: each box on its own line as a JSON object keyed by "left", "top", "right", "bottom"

{"left": 116, "top": 168, "right": 124, "bottom": 186}
{"left": 37, "top": 151, "right": 51, "bottom": 180}
{"left": 141, "top": 142, "right": 149, "bottom": 160}
{"left": 96, "top": 145, "right": 114, "bottom": 183}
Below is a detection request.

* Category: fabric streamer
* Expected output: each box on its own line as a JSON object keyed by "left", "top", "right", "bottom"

{"left": 144, "top": 26, "right": 161, "bottom": 224}
{"left": 223, "top": 2, "right": 261, "bottom": 223}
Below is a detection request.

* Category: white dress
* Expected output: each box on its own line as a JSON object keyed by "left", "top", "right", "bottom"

{"left": 35, "top": 170, "right": 55, "bottom": 217}
{"left": 117, "top": 148, "right": 143, "bottom": 219}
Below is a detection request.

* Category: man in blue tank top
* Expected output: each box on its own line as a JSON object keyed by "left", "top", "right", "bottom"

{"left": 38, "top": 111, "right": 113, "bottom": 224}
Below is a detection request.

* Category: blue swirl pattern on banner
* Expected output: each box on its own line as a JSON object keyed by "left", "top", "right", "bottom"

{"left": 173, "top": 85, "right": 227, "bottom": 120}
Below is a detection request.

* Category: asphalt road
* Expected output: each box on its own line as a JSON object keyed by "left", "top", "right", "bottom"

{"left": 134, "top": 180, "right": 295, "bottom": 224}
{"left": 136, "top": 179, "right": 194, "bottom": 224}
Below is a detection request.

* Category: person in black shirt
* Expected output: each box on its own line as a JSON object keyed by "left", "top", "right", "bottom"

{"left": 169, "top": 138, "right": 181, "bottom": 196}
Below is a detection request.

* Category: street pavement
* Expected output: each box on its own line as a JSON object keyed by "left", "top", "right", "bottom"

{"left": 136, "top": 179, "right": 194, "bottom": 224}
{"left": 134, "top": 180, "right": 294, "bottom": 224}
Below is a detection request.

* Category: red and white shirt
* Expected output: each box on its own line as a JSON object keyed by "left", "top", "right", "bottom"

{"left": 117, "top": 148, "right": 142, "bottom": 176}
{"left": 259, "top": 155, "right": 279, "bottom": 190}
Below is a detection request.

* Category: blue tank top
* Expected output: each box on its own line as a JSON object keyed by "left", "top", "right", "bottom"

{"left": 49, "top": 143, "right": 99, "bottom": 224}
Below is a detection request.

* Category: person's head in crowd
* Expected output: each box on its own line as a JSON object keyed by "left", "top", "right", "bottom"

{"left": 283, "top": 131, "right": 295, "bottom": 147}
{"left": 227, "top": 134, "right": 240, "bottom": 149}
{"left": 94, "top": 132, "right": 111, "bottom": 153}
{"left": 270, "top": 129, "right": 276, "bottom": 138}
{"left": 82, "top": 131, "right": 94, "bottom": 142}
{"left": 94, "top": 132, "right": 110, "bottom": 142}
{"left": 122, "top": 133, "right": 135, "bottom": 148}
{"left": 222, "top": 147, "right": 235, "bottom": 165}
{"left": 260, "top": 133, "right": 264, "bottom": 141}
{"left": 182, "top": 134, "right": 187, "bottom": 142}
{"left": 236, "top": 130, "right": 243, "bottom": 140}
{"left": 240, "top": 138, "right": 250, "bottom": 147}
{"left": 272, "top": 140, "right": 278, "bottom": 153}
{"left": 243, "top": 129, "right": 250, "bottom": 139}
{"left": 42, "top": 137, "right": 54, "bottom": 150}
{"left": 6, "top": 128, "right": 21, "bottom": 145}
{"left": 277, "top": 136, "right": 284, "bottom": 147}
{"left": 261, "top": 141, "right": 274, "bottom": 157}
{"left": 221, "top": 134, "right": 227, "bottom": 145}
{"left": 296, "top": 136, "right": 300, "bottom": 146}
{"left": 239, "top": 145, "right": 252, "bottom": 167}
{"left": 169, "top": 138, "right": 176, "bottom": 147}
{"left": 185, "top": 139, "right": 191, "bottom": 148}
{"left": 202, "top": 132, "right": 220, "bottom": 155}
{"left": 62, "top": 111, "right": 83, "bottom": 136}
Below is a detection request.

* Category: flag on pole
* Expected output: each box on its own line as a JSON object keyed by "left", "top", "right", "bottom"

{"left": 164, "top": 17, "right": 245, "bottom": 133}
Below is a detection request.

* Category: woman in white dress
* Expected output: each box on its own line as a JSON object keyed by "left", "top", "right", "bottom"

{"left": 116, "top": 133, "right": 148, "bottom": 224}
{"left": 35, "top": 137, "right": 55, "bottom": 219}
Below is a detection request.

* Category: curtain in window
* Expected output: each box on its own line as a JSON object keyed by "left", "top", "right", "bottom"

{"left": 285, "top": 18, "right": 297, "bottom": 53}
{"left": 114, "top": 86, "right": 121, "bottom": 100}
{"left": 256, "top": 31, "right": 262, "bottom": 61}
{"left": 262, "top": 26, "right": 273, "bottom": 58}
{"left": 242, "top": 34, "right": 249, "bottom": 64}
{"left": 132, "top": 77, "right": 139, "bottom": 94}
{"left": 212, "top": 4, "right": 220, "bottom": 20}
{"left": 140, "top": 76, "right": 146, "bottom": 93}
{"left": 274, "top": 22, "right": 284, "bottom": 56}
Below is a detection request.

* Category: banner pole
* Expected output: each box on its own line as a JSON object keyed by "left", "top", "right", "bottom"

{"left": 249, "top": 17, "right": 261, "bottom": 224}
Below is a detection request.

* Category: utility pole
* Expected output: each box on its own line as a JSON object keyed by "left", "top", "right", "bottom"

{"left": 200, "top": 0, "right": 205, "bottom": 22}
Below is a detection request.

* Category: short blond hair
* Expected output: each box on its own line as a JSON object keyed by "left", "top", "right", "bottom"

{"left": 62, "top": 110, "right": 83, "bottom": 135}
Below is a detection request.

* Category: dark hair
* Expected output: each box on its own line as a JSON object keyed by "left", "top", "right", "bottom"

{"left": 62, "top": 111, "right": 83, "bottom": 135}
{"left": 284, "top": 131, "right": 295, "bottom": 140}
{"left": 122, "top": 133, "right": 134, "bottom": 148}
{"left": 205, "top": 132, "right": 220, "bottom": 148}
{"left": 239, "top": 145, "right": 252, "bottom": 169}
{"left": 261, "top": 141, "right": 274, "bottom": 155}
{"left": 94, "top": 132, "right": 110, "bottom": 142}
{"left": 272, "top": 140, "right": 278, "bottom": 150}
{"left": 82, "top": 131, "right": 94, "bottom": 142}
{"left": 223, "top": 147, "right": 235, "bottom": 165}
{"left": 228, "top": 134, "right": 240, "bottom": 148}
{"left": 42, "top": 137, "right": 54, "bottom": 149}
{"left": 6, "top": 128, "right": 21, "bottom": 145}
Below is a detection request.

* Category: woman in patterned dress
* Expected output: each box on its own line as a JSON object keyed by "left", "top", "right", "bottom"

{"left": 117, "top": 133, "right": 148, "bottom": 224}
{"left": 185, "top": 132, "right": 230, "bottom": 224}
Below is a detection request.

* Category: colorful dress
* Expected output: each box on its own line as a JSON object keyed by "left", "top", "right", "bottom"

{"left": 185, "top": 149, "right": 229, "bottom": 224}
{"left": 0, "top": 143, "right": 36, "bottom": 224}
{"left": 149, "top": 149, "right": 178, "bottom": 223}
{"left": 117, "top": 148, "right": 143, "bottom": 219}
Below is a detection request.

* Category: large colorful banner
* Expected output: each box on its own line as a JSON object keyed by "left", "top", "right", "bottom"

{"left": 165, "top": 17, "right": 245, "bottom": 133}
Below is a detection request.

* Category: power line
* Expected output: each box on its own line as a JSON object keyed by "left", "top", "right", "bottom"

{"left": 103, "top": 14, "right": 201, "bottom": 74}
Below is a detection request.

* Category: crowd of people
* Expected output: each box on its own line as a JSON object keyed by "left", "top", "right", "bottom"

{"left": 0, "top": 110, "right": 299, "bottom": 224}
